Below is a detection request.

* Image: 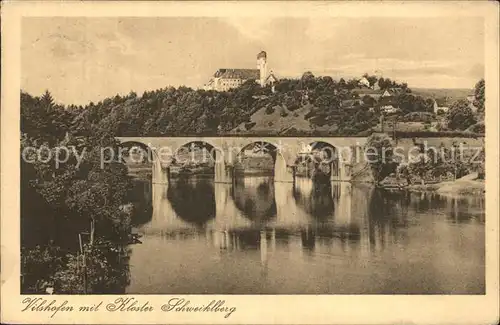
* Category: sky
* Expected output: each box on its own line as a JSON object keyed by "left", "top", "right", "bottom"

{"left": 21, "top": 16, "right": 485, "bottom": 105}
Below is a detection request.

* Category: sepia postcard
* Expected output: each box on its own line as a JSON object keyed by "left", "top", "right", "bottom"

{"left": 1, "top": 1, "right": 499, "bottom": 324}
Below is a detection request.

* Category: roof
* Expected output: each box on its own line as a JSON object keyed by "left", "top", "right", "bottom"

{"left": 257, "top": 51, "right": 267, "bottom": 59}
{"left": 266, "top": 73, "right": 278, "bottom": 83}
{"left": 388, "top": 88, "right": 404, "bottom": 96}
{"left": 214, "top": 69, "right": 260, "bottom": 80}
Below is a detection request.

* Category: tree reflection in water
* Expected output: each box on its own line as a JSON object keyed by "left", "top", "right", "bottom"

{"left": 367, "top": 189, "right": 411, "bottom": 251}
{"left": 293, "top": 178, "right": 335, "bottom": 220}
{"left": 231, "top": 176, "right": 277, "bottom": 223}
{"left": 167, "top": 177, "right": 216, "bottom": 226}
{"left": 409, "top": 191, "right": 485, "bottom": 224}
{"left": 130, "top": 180, "right": 153, "bottom": 227}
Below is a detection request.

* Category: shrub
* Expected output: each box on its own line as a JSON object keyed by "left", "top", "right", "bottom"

{"left": 265, "top": 106, "right": 275, "bottom": 115}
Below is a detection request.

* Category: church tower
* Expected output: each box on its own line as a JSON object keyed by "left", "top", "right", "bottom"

{"left": 257, "top": 51, "right": 267, "bottom": 87}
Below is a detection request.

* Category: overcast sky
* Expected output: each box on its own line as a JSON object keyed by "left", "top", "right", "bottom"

{"left": 21, "top": 17, "right": 484, "bottom": 105}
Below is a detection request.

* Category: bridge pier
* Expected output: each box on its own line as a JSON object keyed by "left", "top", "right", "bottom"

{"left": 330, "top": 151, "right": 353, "bottom": 182}
{"left": 274, "top": 155, "right": 294, "bottom": 182}
{"left": 152, "top": 159, "right": 170, "bottom": 185}
{"left": 215, "top": 159, "right": 233, "bottom": 184}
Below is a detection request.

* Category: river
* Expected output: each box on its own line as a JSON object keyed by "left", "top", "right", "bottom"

{"left": 126, "top": 176, "right": 485, "bottom": 294}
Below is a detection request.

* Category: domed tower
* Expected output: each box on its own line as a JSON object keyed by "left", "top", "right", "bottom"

{"left": 257, "top": 51, "right": 267, "bottom": 87}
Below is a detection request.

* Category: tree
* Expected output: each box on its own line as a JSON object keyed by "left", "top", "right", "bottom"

{"left": 378, "top": 78, "right": 390, "bottom": 90}
{"left": 362, "top": 74, "right": 378, "bottom": 88}
{"left": 446, "top": 99, "right": 477, "bottom": 130}
{"left": 300, "top": 71, "right": 316, "bottom": 90}
{"left": 365, "top": 134, "right": 398, "bottom": 184}
{"left": 473, "top": 79, "right": 485, "bottom": 113}
{"left": 362, "top": 95, "right": 376, "bottom": 107}
{"left": 21, "top": 91, "right": 135, "bottom": 294}
{"left": 40, "top": 90, "right": 55, "bottom": 111}
{"left": 338, "top": 78, "right": 346, "bottom": 89}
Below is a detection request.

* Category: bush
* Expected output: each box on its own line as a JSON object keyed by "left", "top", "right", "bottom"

{"left": 265, "top": 106, "right": 275, "bottom": 115}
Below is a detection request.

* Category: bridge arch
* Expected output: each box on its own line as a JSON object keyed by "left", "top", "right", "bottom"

{"left": 294, "top": 140, "right": 351, "bottom": 181}
{"left": 172, "top": 140, "right": 236, "bottom": 183}
{"left": 118, "top": 141, "right": 155, "bottom": 163}
{"left": 235, "top": 141, "right": 293, "bottom": 182}
{"left": 117, "top": 140, "right": 168, "bottom": 184}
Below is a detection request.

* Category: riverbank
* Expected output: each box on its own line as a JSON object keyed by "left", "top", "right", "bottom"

{"left": 407, "top": 173, "right": 485, "bottom": 196}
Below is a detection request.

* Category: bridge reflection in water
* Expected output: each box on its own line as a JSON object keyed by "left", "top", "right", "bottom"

{"left": 128, "top": 176, "right": 485, "bottom": 294}
{"left": 141, "top": 177, "right": 366, "bottom": 258}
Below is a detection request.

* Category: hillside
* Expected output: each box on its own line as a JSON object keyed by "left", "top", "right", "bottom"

{"left": 22, "top": 75, "right": 483, "bottom": 139}
{"left": 233, "top": 87, "right": 479, "bottom": 136}
{"left": 231, "top": 103, "right": 334, "bottom": 135}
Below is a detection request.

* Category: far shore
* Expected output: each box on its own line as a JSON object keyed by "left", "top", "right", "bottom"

{"left": 405, "top": 173, "right": 485, "bottom": 196}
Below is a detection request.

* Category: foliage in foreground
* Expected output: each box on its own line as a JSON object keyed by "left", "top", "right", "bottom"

{"left": 21, "top": 91, "right": 134, "bottom": 294}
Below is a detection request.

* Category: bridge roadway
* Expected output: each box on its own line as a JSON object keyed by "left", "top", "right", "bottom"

{"left": 116, "top": 136, "right": 368, "bottom": 184}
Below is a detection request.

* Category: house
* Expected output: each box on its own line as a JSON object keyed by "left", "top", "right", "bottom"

{"left": 381, "top": 87, "right": 404, "bottom": 98}
{"left": 358, "top": 77, "right": 370, "bottom": 88}
{"left": 266, "top": 71, "right": 278, "bottom": 93}
{"left": 381, "top": 89, "right": 392, "bottom": 98}
{"left": 381, "top": 105, "right": 399, "bottom": 114}
{"left": 204, "top": 51, "right": 278, "bottom": 91}
{"left": 204, "top": 69, "right": 259, "bottom": 91}
{"left": 466, "top": 94, "right": 479, "bottom": 113}
{"left": 433, "top": 99, "right": 450, "bottom": 114}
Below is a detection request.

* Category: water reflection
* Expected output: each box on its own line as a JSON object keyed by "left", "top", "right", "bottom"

{"left": 232, "top": 176, "right": 277, "bottom": 222}
{"left": 129, "top": 180, "right": 153, "bottom": 227}
{"left": 293, "top": 177, "right": 335, "bottom": 219}
{"left": 127, "top": 176, "right": 485, "bottom": 294}
{"left": 408, "top": 191, "right": 485, "bottom": 224}
{"left": 167, "top": 177, "right": 216, "bottom": 226}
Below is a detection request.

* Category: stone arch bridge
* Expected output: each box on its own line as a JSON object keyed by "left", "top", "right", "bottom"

{"left": 115, "top": 136, "right": 368, "bottom": 184}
